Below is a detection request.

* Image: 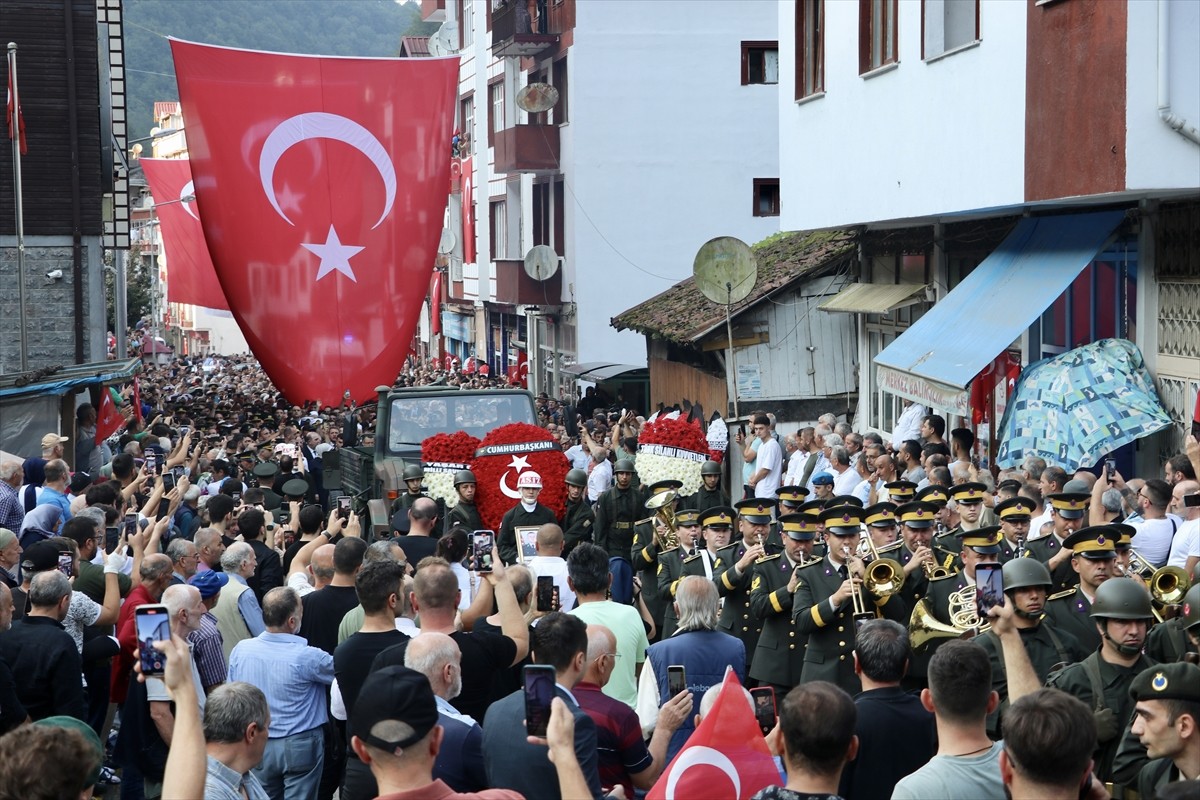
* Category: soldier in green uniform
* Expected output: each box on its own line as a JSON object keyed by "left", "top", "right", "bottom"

{"left": 593, "top": 458, "right": 641, "bottom": 560}
{"left": 883, "top": 480, "right": 917, "bottom": 506}
{"left": 795, "top": 500, "right": 828, "bottom": 559}
{"left": 792, "top": 505, "right": 908, "bottom": 695}
{"left": 1045, "top": 526, "right": 1119, "bottom": 654}
{"left": 995, "top": 496, "right": 1037, "bottom": 562}
{"left": 862, "top": 502, "right": 900, "bottom": 550}
{"left": 891, "top": 501, "right": 942, "bottom": 611}
{"left": 1047, "top": 577, "right": 1157, "bottom": 787}
{"left": 559, "top": 468, "right": 594, "bottom": 556}
{"left": 631, "top": 479, "right": 683, "bottom": 640}
{"left": 444, "top": 469, "right": 482, "bottom": 533}
{"left": 772, "top": 486, "right": 809, "bottom": 547}
{"left": 714, "top": 499, "right": 778, "bottom": 680}
{"left": 1024, "top": 491, "right": 1090, "bottom": 593}
{"left": 252, "top": 461, "right": 283, "bottom": 511}
{"left": 1147, "top": 583, "right": 1200, "bottom": 664}
{"left": 679, "top": 460, "right": 729, "bottom": 513}
{"left": 389, "top": 463, "right": 428, "bottom": 515}
{"left": 655, "top": 508, "right": 706, "bottom": 638}
{"left": 934, "top": 482, "right": 989, "bottom": 553}
{"left": 1128, "top": 661, "right": 1200, "bottom": 796}
{"left": 977, "top": 558, "right": 1087, "bottom": 738}
{"left": 749, "top": 512, "right": 818, "bottom": 698}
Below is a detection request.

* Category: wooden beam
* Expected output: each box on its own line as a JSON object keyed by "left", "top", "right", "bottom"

{"left": 701, "top": 332, "right": 769, "bottom": 351}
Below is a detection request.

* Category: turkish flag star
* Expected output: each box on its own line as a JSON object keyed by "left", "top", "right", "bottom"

{"left": 302, "top": 225, "right": 364, "bottom": 282}
{"left": 508, "top": 455, "right": 530, "bottom": 471}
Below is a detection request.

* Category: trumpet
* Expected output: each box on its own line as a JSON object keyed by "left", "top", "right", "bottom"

{"left": 924, "top": 550, "right": 951, "bottom": 581}
{"left": 645, "top": 490, "right": 679, "bottom": 550}
{"left": 1121, "top": 547, "right": 1191, "bottom": 621}
{"left": 843, "top": 544, "right": 877, "bottom": 629}
{"left": 863, "top": 537, "right": 905, "bottom": 597}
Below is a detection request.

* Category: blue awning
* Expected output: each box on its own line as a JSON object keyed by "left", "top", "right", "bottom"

{"left": 873, "top": 210, "right": 1125, "bottom": 415}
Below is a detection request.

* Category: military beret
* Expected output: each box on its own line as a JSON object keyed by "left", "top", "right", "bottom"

{"left": 1130, "top": 662, "right": 1200, "bottom": 703}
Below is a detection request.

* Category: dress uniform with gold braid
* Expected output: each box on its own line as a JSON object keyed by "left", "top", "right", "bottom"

{"left": 933, "top": 482, "right": 989, "bottom": 553}
{"left": 749, "top": 512, "right": 818, "bottom": 695}
{"left": 796, "top": 500, "right": 828, "bottom": 560}
{"left": 656, "top": 508, "right": 706, "bottom": 639}
{"left": 631, "top": 479, "right": 682, "bottom": 640}
{"left": 792, "top": 505, "right": 908, "bottom": 696}
{"left": 714, "top": 500, "right": 779, "bottom": 676}
{"left": 1045, "top": 526, "right": 1120, "bottom": 654}
{"left": 1025, "top": 492, "right": 1092, "bottom": 593}
{"left": 895, "top": 501, "right": 957, "bottom": 688}
{"left": 771, "top": 486, "right": 809, "bottom": 548}
{"left": 995, "top": 496, "right": 1037, "bottom": 563}
{"left": 883, "top": 480, "right": 918, "bottom": 507}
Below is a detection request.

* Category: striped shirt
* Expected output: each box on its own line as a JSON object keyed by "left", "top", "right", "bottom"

{"left": 188, "top": 612, "right": 227, "bottom": 691}
{"left": 228, "top": 631, "right": 334, "bottom": 737}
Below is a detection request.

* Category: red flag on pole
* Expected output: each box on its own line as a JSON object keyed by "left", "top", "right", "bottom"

{"left": 647, "top": 669, "right": 781, "bottom": 800}
{"left": 6, "top": 53, "right": 28, "bottom": 156}
{"left": 140, "top": 158, "right": 228, "bottom": 310}
{"left": 170, "top": 39, "right": 459, "bottom": 405}
{"left": 96, "top": 391, "right": 124, "bottom": 442}
{"left": 461, "top": 157, "right": 475, "bottom": 264}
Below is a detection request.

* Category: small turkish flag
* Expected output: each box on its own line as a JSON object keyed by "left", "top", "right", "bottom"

{"left": 647, "top": 669, "right": 780, "bottom": 800}
{"left": 96, "top": 390, "right": 124, "bottom": 442}
{"left": 171, "top": 39, "right": 459, "bottom": 404}
{"left": 140, "top": 158, "right": 227, "bottom": 310}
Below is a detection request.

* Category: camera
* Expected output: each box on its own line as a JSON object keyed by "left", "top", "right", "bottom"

{"left": 46, "top": 269, "right": 63, "bottom": 280}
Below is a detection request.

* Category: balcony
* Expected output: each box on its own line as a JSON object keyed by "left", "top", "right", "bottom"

{"left": 491, "top": 1, "right": 559, "bottom": 59}
{"left": 493, "top": 258, "right": 562, "bottom": 307}
{"left": 419, "top": 0, "right": 446, "bottom": 21}
{"left": 494, "top": 124, "right": 560, "bottom": 174}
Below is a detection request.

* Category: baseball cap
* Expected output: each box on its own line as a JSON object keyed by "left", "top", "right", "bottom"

{"left": 21, "top": 540, "right": 65, "bottom": 573}
{"left": 41, "top": 433, "right": 69, "bottom": 450}
{"left": 351, "top": 666, "right": 439, "bottom": 755}
{"left": 189, "top": 570, "right": 230, "bottom": 599}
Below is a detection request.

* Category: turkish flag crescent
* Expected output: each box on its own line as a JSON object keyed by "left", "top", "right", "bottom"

{"left": 96, "top": 390, "right": 124, "bottom": 443}
{"left": 140, "top": 158, "right": 228, "bottom": 310}
{"left": 647, "top": 670, "right": 780, "bottom": 800}
{"left": 170, "top": 39, "right": 459, "bottom": 404}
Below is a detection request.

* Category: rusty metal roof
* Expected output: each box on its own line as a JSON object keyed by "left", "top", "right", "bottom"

{"left": 399, "top": 36, "right": 431, "bottom": 57}
{"left": 611, "top": 228, "right": 859, "bottom": 345}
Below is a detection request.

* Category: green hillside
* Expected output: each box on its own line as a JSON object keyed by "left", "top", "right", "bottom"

{"left": 125, "top": 0, "right": 437, "bottom": 139}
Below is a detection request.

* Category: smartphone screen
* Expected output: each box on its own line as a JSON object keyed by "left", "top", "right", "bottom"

{"left": 523, "top": 664, "right": 556, "bottom": 737}
{"left": 750, "top": 686, "right": 777, "bottom": 735}
{"left": 105, "top": 526, "right": 120, "bottom": 554}
{"left": 1105, "top": 458, "right": 1116, "bottom": 480}
{"left": 338, "top": 496, "right": 351, "bottom": 520}
{"left": 537, "top": 575, "right": 554, "bottom": 612}
{"left": 162, "top": 472, "right": 176, "bottom": 492}
{"left": 145, "top": 453, "right": 159, "bottom": 476}
{"left": 975, "top": 563, "right": 1005, "bottom": 621}
{"left": 124, "top": 512, "right": 138, "bottom": 539}
{"left": 135, "top": 604, "right": 170, "bottom": 678}
{"left": 471, "top": 531, "right": 495, "bottom": 573}
{"left": 667, "top": 665, "right": 687, "bottom": 698}
{"left": 56, "top": 552, "right": 73, "bottom": 577}
{"left": 231, "top": 491, "right": 242, "bottom": 503}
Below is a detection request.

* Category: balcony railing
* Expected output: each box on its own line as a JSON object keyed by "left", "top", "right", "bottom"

{"left": 493, "top": 124, "right": 559, "bottom": 174}
{"left": 491, "top": 0, "right": 559, "bottom": 58}
{"left": 493, "top": 257, "right": 562, "bottom": 306}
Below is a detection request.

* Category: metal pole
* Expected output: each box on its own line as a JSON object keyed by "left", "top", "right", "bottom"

{"left": 726, "top": 283, "right": 739, "bottom": 422}
{"left": 114, "top": 248, "right": 128, "bottom": 358}
{"left": 8, "top": 43, "right": 28, "bottom": 372}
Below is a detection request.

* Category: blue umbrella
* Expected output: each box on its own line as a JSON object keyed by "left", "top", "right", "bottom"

{"left": 996, "top": 339, "right": 1173, "bottom": 472}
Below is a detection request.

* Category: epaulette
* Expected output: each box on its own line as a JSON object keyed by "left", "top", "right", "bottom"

{"left": 1048, "top": 587, "right": 1077, "bottom": 602}
{"left": 756, "top": 553, "right": 782, "bottom": 564}
{"left": 683, "top": 552, "right": 702, "bottom": 563}
{"left": 660, "top": 545, "right": 680, "bottom": 554}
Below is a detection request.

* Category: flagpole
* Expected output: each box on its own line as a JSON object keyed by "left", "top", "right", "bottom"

{"left": 8, "top": 42, "right": 28, "bottom": 372}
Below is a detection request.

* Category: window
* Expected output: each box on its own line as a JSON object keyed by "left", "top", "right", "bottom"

{"left": 860, "top": 0, "right": 898, "bottom": 74}
{"left": 490, "top": 200, "right": 507, "bottom": 260}
{"left": 488, "top": 78, "right": 505, "bottom": 146}
{"left": 551, "top": 56, "right": 569, "bottom": 124}
{"left": 459, "top": 94, "right": 474, "bottom": 154}
{"left": 796, "top": 0, "right": 824, "bottom": 99}
{"left": 528, "top": 69, "right": 548, "bottom": 126}
{"left": 753, "top": 179, "right": 780, "bottom": 217}
{"left": 532, "top": 182, "right": 550, "bottom": 246}
{"left": 459, "top": 0, "right": 474, "bottom": 48}
{"left": 741, "top": 41, "right": 779, "bottom": 85}
{"left": 923, "top": 0, "right": 978, "bottom": 59}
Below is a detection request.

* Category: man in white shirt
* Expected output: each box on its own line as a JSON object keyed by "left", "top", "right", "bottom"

{"left": 1165, "top": 479, "right": 1199, "bottom": 570}
{"left": 785, "top": 427, "right": 816, "bottom": 486}
{"left": 524, "top": 522, "right": 577, "bottom": 612}
{"left": 748, "top": 414, "right": 783, "bottom": 500}
{"left": 1128, "top": 479, "right": 1176, "bottom": 567}
{"left": 829, "top": 446, "right": 859, "bottom": 497}
{"left": 890, "top": 401, "right": 927, "bottom": 452}
{"left": 586, "top": 449, "right": 613, "bottom": 503}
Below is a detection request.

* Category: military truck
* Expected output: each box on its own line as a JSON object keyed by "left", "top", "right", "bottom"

{"left": 333, "top": 384, "right": 538, "bottom": 536}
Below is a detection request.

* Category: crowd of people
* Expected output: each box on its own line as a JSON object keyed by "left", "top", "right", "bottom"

{"left": 0, "top": 354, "right": 1198, "bottom": 800}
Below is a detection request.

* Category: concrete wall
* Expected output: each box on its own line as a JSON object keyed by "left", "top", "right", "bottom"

{"left": 570, "top": 0, "right": 780, "bottom": 365}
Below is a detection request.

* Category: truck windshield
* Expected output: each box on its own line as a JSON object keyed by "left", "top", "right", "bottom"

{"left": 386, "top": 394, "right": 537, "bottom": 451}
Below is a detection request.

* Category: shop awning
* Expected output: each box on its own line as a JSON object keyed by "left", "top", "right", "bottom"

{"left": 818, "top": 282, "right": 928, "bottom": 314}
{"left": 873, "top": 210, "right": 1126, "bottom": 415}
{"left": 0, "top": 358, "right": 142, "bottom": 399}
{"left": 561, "top": 362, "right": 648, "bottom": 381}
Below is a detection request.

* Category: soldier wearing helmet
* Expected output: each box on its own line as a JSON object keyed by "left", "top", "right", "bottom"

{"left": 1047, "top": 577, "right": 1157, "bottom": 784}
{"left": 679, "top": 460, "right": 729, "bottom": 514}
{"left": 977, "top": 557, "right": 1087, "bottom": 738}
{"left": 444, "top": 469, "right": 482, "bottom": 533}
{"left": 1147, "top": 581, "right": 1200, "bottom": 664}
{"left": 497, "top": 470, "right": 558, "bottom": 566}
{"left": 390, "top": 463, "right": 428, "bottom": 516}
{"left": 559, "top": 468, "right": 595, "bottom": 556}
{"left": 594, "top": 459, "right": 641, "bottom": 561}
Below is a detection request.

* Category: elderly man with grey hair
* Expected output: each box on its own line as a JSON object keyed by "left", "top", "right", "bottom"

{"left": 213, "top": 542, "right": 265, "bottom": 660}
{"left": 168, "top": 538, "right": 200, "bottom": 586}
{"left": 203, "top": 682, "right": 272, "bottom": 800}
{"left": 0, "top": 460, "right": 25, "bottom": 534}
{"left": 176, "top": 485, "right": 203, "bottom": 541}
{"left": 635, "top": 575, "right": 745, "bottom": 763}
{"left": 0, "top": 570, "right": 85, "bottom": 720}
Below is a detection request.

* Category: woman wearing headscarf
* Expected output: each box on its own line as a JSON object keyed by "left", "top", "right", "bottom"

{"left": 18, "top": 504, "right": 63, "bottom": 550}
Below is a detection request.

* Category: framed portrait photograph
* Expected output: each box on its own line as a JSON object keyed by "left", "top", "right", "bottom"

{"left": 516, "top": 526, "right": 541, "bottom": 564}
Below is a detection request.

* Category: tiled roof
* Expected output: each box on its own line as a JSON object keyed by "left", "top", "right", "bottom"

{"left": 153, "top": 102, "right": 180, "bottom": 121}
{"left": 611, "top": 228, "right": 859, "bottom": 345}
{"left": 400, "top": 36, "right": 431, "bottom": 57}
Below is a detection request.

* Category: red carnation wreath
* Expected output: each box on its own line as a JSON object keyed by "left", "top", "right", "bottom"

{"left": 636, "top": 417, "right": 709, "bottom": 496}
{"left": 638, "top": 417, "right": 708, "bottom": 452}
{"left": 469, "top": 423, "right": 569, "bottom": 532}
{"left": 420, "top": 432, "right": 482, "bottom": 507}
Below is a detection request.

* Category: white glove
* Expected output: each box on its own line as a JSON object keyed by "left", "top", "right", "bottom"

{"left": 104, "top": 550, "right": 128, "bottom": 574}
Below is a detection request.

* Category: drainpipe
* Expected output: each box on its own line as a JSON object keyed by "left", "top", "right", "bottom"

{"left": 1158, "top": 0, "right": 1200, "bottom": 144}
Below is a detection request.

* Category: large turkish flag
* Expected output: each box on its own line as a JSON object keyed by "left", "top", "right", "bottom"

{"left": 170, "top": 39, "right": 459, "bottom": 404}
{"left": 140, "top": 158, "right": 227, "bottom": 310}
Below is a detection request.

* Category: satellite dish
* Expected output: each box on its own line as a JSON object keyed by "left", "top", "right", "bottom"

{"left": 524, "top": 245, "right": 560, "bottom": 281}
{"left": 435, "top": 22, "right": 459, "bottom": 54}
{"left": 428, "top": 35, "right": 444, "bottom": 57}
{"left": 693, "top": 236, "right": 758, "bottom": 305}
{"left": 438, "top": 228, "right": 456, "bottom": 255}
{"left": 517, "top": 83, "right": 560, "bottom": 114}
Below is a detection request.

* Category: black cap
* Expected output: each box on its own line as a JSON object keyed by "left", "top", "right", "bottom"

{"left": 281, "top": 478, "right": 309, "bottom": 498}
{"left": 22, "top": 539, "right": 66, "bottom": 573}
{"left": 734, "top": 498, "right": 776, "bottom": 525}
{"left": 351, "top": 666, "right": 440, "bottom": 755}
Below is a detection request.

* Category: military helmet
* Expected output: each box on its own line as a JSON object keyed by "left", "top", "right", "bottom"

{"left": 565, "top": 469, "right": 589, "bottom": 487}
{"left": 402, "top": 464, "right": 425, "bottom": 481}
{"left": 614, "top": 459, "right": 636, "bottom": 474}
{"left": 453, "top": 469, "right": 476, "bottom": 487}
{"left": 1089, "top": 577, "right": 1154, "bottom": 620}
{"left": 700, "top": 460, "right": 722, "bottom": 477}
{"left": 1182, "top": 583, "right": 1200, "bottom": 632}
{"left": 1002, "top": 558, "right": 1053, "bottom": 592}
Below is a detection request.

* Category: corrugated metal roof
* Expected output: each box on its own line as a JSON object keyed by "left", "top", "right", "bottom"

{"left": 154, "top": 102, "right": 181, "bottom": 120}
{"left": 399, "top": 36, "right": 431, "bottom": 57}
{"left": 818, "top": 282, "right": 927, "bottom": 314}
{"left": 611, "top": 229, "right": 858, "bottom": 345}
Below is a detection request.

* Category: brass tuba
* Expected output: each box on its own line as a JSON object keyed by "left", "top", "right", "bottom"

{"left": 908, "top": 598, "right": 967, "bottom": 650}
{"left": 644, "top": 490, "right": 679, "bottom": 550}
{"left": 1122, "top": 547, "right": 1191, "bottom": 620}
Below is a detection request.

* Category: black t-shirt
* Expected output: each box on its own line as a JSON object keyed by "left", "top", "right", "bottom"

{"left": 334, "top": 628, "right": 410, "bottom": 720}
{"left": 392, "top": 535, "right": 439, "bottom": 566}
{"left": 371, "top": 629, "right": 517, "bottom": 724}
{"left": 473, "top": 617, "right": 531, "bottom": 701}
{"left": 298, "top": 585, "right": 360, "bottom": 656}
{"left": 282, "top": 536, "right": 319, "bottom": 574}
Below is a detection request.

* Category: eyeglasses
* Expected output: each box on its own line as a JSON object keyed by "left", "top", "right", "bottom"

{"left": 598, "top": 652, "right": 622, "bottom": 662}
